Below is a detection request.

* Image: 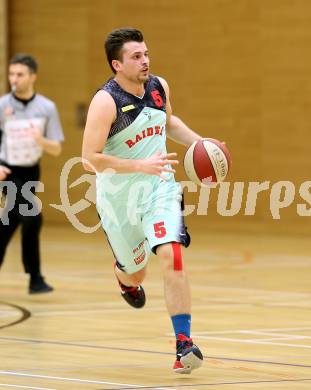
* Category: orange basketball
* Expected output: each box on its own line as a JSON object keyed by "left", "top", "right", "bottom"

{"left": 183, "top": 138, "right": 232, "bottom": 186}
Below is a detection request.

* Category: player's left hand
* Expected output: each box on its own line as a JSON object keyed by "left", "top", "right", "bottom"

{"left": 27, "top": 123, "right": 44, "bottom": 145}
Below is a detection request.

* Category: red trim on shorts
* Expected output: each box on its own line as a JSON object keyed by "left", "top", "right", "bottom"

{"left": 172, "top": 242, "right": 183, "bottom": 271}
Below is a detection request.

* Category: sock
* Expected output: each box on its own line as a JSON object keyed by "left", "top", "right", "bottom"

{"left": 171, "top": 314, "right": 191, "bottom": 338}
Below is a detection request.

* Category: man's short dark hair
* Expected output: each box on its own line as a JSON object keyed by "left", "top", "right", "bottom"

{"left": 105, "top": 28, "right": 144, "bottom": 74}
{"left": 9, "top": 54, "right": 38, "bottom": 73}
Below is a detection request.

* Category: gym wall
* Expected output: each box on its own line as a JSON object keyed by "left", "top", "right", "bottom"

{"left": 0, "top": 0, "right": 8, "bottom": 94}
{"left": 7, "top": 0, "right": 311, "bottom": 234}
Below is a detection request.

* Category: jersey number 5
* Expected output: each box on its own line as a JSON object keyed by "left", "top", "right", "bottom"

{"left": 154, "top": 221, "right": 167, "bottom": 238}
{"left": 151, "top": 90, "right": 164, "bottom": 108}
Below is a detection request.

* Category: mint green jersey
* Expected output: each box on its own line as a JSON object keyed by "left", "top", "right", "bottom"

{"left": 95, "top": 76, "right": 190, "bottom": 273}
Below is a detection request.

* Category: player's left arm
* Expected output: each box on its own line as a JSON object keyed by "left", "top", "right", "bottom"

{"left": 28, "top": 123, "right": 62, "bottom": 156}
{"left": 28, "top": 102, "right": 64, "bottom": 157}
{"left": 158, "top": 76, "right": 202, "bottom": 147}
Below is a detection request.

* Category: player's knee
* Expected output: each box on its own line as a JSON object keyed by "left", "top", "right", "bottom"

{"left": 156, "top": 244, "right": 172, "bottom": 263}
{"left": 157, "top": 243, "right": 183, "bottom": 271}
{"left": 128, "top": 268, "right": 146, "bottom": 286}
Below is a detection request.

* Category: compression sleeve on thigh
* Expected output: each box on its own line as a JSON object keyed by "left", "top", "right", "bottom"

{"left": 172, "top": 242, "right": 183, "bottom": 271}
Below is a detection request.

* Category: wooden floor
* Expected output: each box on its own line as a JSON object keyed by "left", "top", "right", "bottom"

{"left": 0, "top": 224, "right": 311, "bottom": 389}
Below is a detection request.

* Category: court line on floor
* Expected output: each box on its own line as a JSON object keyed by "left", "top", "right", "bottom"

{"left": 4, "top": 272, "right": 311, "bottom": 299}
{"left": 29, "top": 304, "right": 253, "bottom": 317}
{"left": 193, "top": 335, "right": 311, "bottom": 349}
{"left": 0, "top": 335, "right": 311, "bottom": 369}
{"left": 192, "top": 326, "right": 311, "bottom": 334}
{"left": 240, "top": 330, "right": 311, "bottom": 339}
{"left": 97, "top": 378, "right": 311, "bottom": 389}
{"left": 0, "top": 372, "right": 175, "bottom": 390}
{"left": 191, "top": 328, "right": 311, "bottom": 348}
{"left": 0, "top": 385, "right": 57, "bottom": 390}
{"left": 0, "top": 302, "right": 31, "bottom": 329}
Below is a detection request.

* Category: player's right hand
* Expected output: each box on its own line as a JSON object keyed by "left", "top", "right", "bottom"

{"left": 0, "top": 165, "right": 11, "bottom": 181}
{"left": 137, "top": 151, "right": 179, "bottom": 180}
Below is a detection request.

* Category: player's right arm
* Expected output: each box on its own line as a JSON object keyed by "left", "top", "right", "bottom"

{"left": 82, "top": 90, "right": 178, "bottom": 177}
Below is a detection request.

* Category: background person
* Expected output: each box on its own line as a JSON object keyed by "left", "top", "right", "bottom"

{"left": 0, "top": 54, "right": 64, "bottom": 294}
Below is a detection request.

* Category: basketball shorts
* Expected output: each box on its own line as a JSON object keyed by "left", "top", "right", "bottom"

{"left": 97, "top": 181, "right": 190, "bottom": 274}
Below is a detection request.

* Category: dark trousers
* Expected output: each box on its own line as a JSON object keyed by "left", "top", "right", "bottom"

{"left": 0, "top": 163, "right": 42, "bottom": 276}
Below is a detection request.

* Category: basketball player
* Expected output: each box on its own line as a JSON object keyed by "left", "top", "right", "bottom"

{"left": 82, "top": 28, "right": 203, "bottom": 373}
{"left": 0, "top": 54, "right": 64, "bottom": 293}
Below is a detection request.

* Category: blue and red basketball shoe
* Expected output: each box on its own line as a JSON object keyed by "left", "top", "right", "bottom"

{"left": 173, "top": 333, "right": 203, "bottom": 374}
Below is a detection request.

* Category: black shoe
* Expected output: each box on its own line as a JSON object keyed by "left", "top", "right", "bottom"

{"left": 173, "top": 333, "right": 203, "bottom": 374}
{"left": 29, "top": 276, "right": 54, "bottom": 294}
{"left": 120, "top": 285, "right": 145, "bottom": 308}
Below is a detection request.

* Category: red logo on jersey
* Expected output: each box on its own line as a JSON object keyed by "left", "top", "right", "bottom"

{"left": 4, "top": 106, "right": 14, "bottom": 116}
{"left": 133, "top": 239, "right": 145, "bottom": 254}
{"left": 151, "top": 90, "right": 164, "bottom": 107}
{"left": 134, "top": 251, "right": 146, "bottom": 265}
{"left": 125, "top": 125, "right": 164, "bottom": 148}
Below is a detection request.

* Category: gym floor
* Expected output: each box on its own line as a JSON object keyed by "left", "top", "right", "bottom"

{"left": 0, "top": 225, "right": 311, "bottom": 389}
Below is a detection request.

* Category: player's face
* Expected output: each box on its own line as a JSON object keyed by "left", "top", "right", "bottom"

{"left": 8, "top": 64, "right": 36, "bottom": 95}
{"left": 115, "top": 41, "right": 150, "bottom": 83}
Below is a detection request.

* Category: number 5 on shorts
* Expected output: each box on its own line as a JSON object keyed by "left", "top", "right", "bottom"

{"left": 154, "top": 221, "right": 166, "bottom": 238}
